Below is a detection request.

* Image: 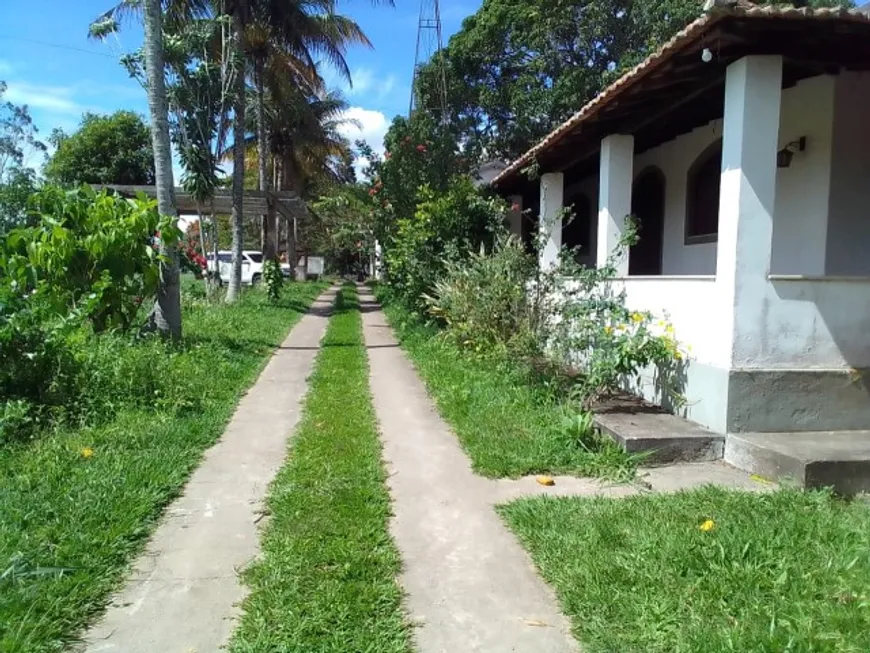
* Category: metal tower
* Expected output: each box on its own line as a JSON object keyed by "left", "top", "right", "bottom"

{"left": 409, "top": 0, "right": 448, "bottom": 119}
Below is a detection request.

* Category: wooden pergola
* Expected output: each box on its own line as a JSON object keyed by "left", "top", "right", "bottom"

{"left": 102, "top": 185, "right": 311, "bottom": 223}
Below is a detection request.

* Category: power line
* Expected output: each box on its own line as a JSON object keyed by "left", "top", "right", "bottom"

{"left": 0, "top": 34, "right": 116, "bottom": 59}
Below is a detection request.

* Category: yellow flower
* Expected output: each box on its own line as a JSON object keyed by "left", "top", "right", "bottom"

{"left": 631, "top": 312, "right": 644, "bottom": 323}
{"left": 604, "top": 326, "right": 613, "bottom": 335}
{"left": 699, "top": 519, "right": 715, "bottom": 532}
{"left": 675, "top": 351, "right": 683, "bottom": 361}
{"left": 665, "top": 324, "right": 675, "bottom": 334}
{"left": 81, "top": 447, "right": 94, "bottom": 459}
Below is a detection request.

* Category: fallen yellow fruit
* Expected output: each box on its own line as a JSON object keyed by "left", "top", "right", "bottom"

{"left": 536, "top": 475, "right": 555, "bottom": 486}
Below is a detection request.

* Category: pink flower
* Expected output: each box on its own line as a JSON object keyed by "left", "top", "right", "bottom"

{"left": 416, "top": 144, "right": 427, "bottom": 153}
{"left": 511, "top": 203, "right": 521, "bottom": 212}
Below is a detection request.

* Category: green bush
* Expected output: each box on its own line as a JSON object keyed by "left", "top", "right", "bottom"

{"left": 384, "top": 177, "right": 505, "bottom": 311}
{"left": 2, "top": 184, "right": 180, "bottom": 332}
{"left": 425, "top": 234, "right": 539, "bottom": 355}
{"left": 0, "top": 186, "right": 196, "bottom": 444}
{"left": 262, "top": 259, "right": 283, "bottom": 303}
{"left": 421, "top": 213, "right": 685, "bottom": 410}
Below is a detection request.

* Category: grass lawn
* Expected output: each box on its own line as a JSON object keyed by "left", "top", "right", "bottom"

{"left": 0, "top": 281, "right": 327, "bottom": 653}
{"left": 229, "top": 284, "right": 411, "bottom": 653}
{"left": 377, "top": 297, "right": 635, "bottom": 479}
{"left": 499, "top": 487, "right": 870, "bottom": 653}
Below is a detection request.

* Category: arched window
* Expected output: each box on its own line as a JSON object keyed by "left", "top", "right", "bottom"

{"left": 685, "top": 140, "right": 722, "bottom": 244}
{"left": 562, "top": 193, "right": 592, "bottom": 259}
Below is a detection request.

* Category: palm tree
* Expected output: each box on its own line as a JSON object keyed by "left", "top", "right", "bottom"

{"left": 244, "top": 1, "right": 372, "bottom": 263}
{"left": 143, "top": 0, "right": 183, "bottom": 339}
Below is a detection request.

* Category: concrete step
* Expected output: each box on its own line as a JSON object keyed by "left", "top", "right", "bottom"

{"left": 725, "top": 431, "right": 870, "bottom": 494}
{"left": 593, "top": 396, "right": 724, "bottom": 464}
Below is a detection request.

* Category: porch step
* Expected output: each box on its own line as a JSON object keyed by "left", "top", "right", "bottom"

{"left": 725, "top": 431, "right": 870, "bottom": 495}
{"left": 593, "top": 396, "right": 724, "bottom": 464}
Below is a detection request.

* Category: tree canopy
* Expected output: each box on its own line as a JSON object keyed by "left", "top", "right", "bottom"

{"left": 45, "top": 111, "right": 155, "bottom": 186}
{"left": 415, "top": 0, "right": 836, "bottom": 162}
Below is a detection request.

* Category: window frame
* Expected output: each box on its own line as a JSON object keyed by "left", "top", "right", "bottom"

{"left": 684, "top": 139, "right": 723, "bottom": 245}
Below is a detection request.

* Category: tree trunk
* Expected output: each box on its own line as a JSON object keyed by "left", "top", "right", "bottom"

{"left": 254, "top": 59, "right": 277, "bottom": 261}
{"left": 143, "top": 0, "right": 181, "bottom": 340}
{"left": 225, "top": 8, "right": 246, "bottom": 304}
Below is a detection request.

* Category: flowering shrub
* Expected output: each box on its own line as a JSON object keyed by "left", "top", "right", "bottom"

{"left": 180, "top": 241, "right": 207, "bottom": 277}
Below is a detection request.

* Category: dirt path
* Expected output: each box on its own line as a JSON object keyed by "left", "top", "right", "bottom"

{"left": 360, "top": 288, "right": 580, "bottom": 653}
{"left": 80, "top": 287, "right": 337, "bottom": 653}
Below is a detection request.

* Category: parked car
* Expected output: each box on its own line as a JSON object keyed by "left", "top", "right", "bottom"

{"left": 206, "top": 251, "right": 293, "bottom": 285}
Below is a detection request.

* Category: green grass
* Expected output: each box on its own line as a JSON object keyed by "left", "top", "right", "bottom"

{"left": 499, "top": 488, "right": 870, "bottom": 653}
{"left": 229, "top": 284, "right": 411, "bottom": 653}
{"left": 0, "top": 282, "right": 327, "bottom": 653}
{"left": 377, "top": 296, "right": 635, "bottom": 479}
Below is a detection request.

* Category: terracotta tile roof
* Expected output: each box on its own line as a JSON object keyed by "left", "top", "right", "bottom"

{"left": 491, "top": 3, "right": 870, "bottom": 188}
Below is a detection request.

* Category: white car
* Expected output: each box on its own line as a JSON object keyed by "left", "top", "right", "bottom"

{"left": 206, "top": 251, "right": 292, "bottom": 285}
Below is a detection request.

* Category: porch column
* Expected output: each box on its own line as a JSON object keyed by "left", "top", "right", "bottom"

{"left": 597, "top": 134, "right": 634, "bottom": 275}
{"left": 716, "top": 55, "right": 783, "bottom": 366}
{"left": 507, "top": 194, "right": 523, "bottom": 238}
{"left": 539, "top": 173, "right": 564, "bottom": 269}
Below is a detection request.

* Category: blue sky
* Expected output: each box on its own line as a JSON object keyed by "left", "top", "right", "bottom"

{"left": 0, "top": 0, "right": 482, "bottom": 174}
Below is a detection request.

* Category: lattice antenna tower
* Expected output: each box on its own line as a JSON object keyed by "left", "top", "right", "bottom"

{"left": 409, "top": 0, "right": 448, "bottom": 120}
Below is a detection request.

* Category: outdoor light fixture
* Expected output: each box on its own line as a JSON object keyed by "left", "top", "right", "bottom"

{"left": 701, "top": 48, "right": 713, "bottom": 63}
{"left": 777, "top": 136, "right": 806, "bottom": 168}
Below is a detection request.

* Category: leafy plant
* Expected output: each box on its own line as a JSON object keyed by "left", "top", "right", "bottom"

{"left": 383, "top": 177, "right": 505, "bottom": 312}
{"left": 423, "top": 208, "right": 684, "bottom": 410}
{"left": 425, "top": 233, "right": 539, "bottom": 356}
{"left": 2, "top": 185, "right": 181, "bottom": 332}
{"left": 261, "top": 259, "right": 283, "bottom": 303}
{"left": 543, "top": 215, "right": 686, "bottom": 409}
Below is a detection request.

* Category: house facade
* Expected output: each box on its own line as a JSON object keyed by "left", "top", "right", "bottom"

{"left": 493, "top": 3, "right": 870, "bottom": 436}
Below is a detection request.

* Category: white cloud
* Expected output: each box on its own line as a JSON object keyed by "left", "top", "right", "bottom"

{"left": 4, "top": 82, "right": 83, "bottom": 115}
{"left": 337, "top": 106, "right": 390, "bottom": 178}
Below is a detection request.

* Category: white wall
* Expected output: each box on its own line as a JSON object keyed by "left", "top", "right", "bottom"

{"left": 825, "top": 72, "right": 870, "bottom": 275}
{"left": 632, "top": 122, "right": 723, "bottom": 275}
{"left": 771, "top": 75, "right": 837, "bottom": 275}
{"left": 559, "top": 73, "right": 869, "bottom": 378}
{"left": 567, "top": 75, "right": 845, "bottom": 277}
{"left": 620, "top": 277, "right": 723, "bottom": 365}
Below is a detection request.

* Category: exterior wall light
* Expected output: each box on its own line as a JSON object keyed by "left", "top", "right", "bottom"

{"left": 777, "top": 136, "right": 806, "bottom": 168}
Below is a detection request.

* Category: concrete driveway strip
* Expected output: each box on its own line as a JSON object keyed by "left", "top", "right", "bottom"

{"left": 78, "top": 286, "right": 338, "bottom": 653}
{"left": 360, "top": 289, "right": 579, "bottom": 653}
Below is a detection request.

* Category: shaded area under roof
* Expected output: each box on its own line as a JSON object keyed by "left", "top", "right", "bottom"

{"left": 493, "top": 4, "right": 870, "bottom": 192}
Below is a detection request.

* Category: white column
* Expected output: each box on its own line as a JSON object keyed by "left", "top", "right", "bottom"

{"left": 507, "top": 194, "right": 523, "bottom": 237}
{"left": 597, "top": 134, "right": 634, "bottom": 275}
{"left": 539, "top": 173, "right": 564, "bottom": 269}
{"left": 716, "top": 55, "right": 783, "bottom": 366}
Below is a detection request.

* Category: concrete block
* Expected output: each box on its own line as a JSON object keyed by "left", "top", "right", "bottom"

{"left": 725, "top": 431, "right": 870, "bottom": 494}
{"left": 594, "top": 396, "right": 724, "bottom": 464}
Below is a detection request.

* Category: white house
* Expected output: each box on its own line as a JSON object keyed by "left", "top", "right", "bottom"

{"left": 492, "top": 3, "right": 870, "bottom": 438}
